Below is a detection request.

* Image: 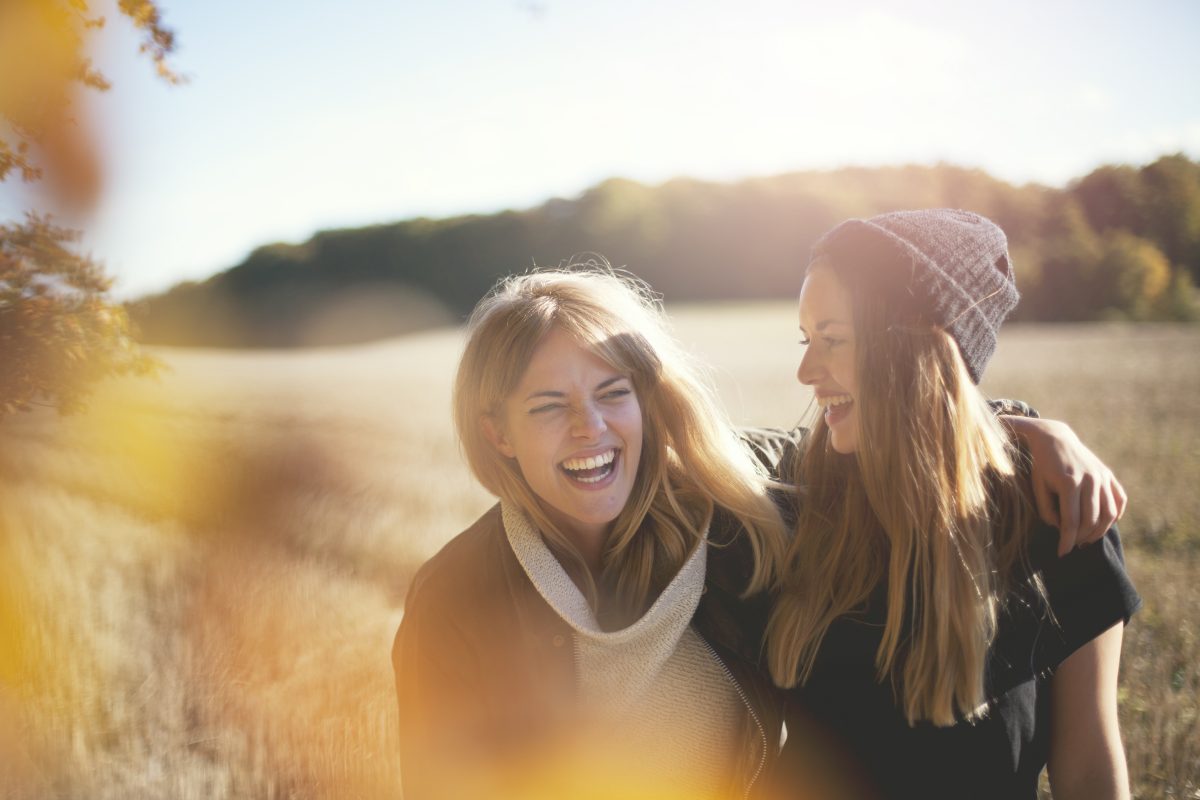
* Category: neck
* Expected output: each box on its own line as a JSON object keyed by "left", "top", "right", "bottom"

{"left": 566, "top": 525, "right": 608, "bottom": 582}
{"left": 535, "top": 501, "right": 613, "bottom": 581}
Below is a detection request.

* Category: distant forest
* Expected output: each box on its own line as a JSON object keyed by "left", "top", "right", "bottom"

{"left": 130, "top": 155, "right": 1200, "bottom": 347}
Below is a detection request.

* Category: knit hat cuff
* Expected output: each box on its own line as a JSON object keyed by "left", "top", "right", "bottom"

{"left": 810, "top": 211, "right": 1019, "bottom": 383}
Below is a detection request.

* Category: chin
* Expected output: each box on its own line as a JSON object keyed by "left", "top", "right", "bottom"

{"left": 829, "top": 432, "right": 858, "bottom": 455}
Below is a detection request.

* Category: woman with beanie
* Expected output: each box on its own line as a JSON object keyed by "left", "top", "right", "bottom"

{"left": 767, "top": 210, "right": 1140, "bottom": 799}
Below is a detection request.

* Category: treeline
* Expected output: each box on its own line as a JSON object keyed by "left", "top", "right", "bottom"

{"left": 131, "top": 155, "right": 1200, "bottom": 347}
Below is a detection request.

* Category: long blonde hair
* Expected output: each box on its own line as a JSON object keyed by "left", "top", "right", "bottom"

{"left": 455, "top": 263, "right": 785, "bottom": 626}
{"left": 767, "top": 258, "right": 1037, "bottom": 725}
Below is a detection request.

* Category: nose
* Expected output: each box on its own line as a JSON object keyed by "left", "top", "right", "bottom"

{"left": 571, "top": 401, "right": 607, "bottom": 439}
{"left": 796, "top": 344, "right": 824, "bottom": 386}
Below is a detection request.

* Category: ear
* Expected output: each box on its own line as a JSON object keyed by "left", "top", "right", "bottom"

{"left": 480, "top": 413, "right": 516, "bottom": 459}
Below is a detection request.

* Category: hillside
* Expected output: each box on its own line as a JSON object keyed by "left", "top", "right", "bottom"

{"left": 128, "top": 157, "right": 1200, "bottom": 347}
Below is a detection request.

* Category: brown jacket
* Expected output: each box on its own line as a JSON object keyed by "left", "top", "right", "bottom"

{"left": 393, "top": 503, "right": 786, "bottom": 799}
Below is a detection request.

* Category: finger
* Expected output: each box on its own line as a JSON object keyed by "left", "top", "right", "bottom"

{"left": 1077, "top": 474, "right": 1101, "bottom": 548}
{"left": 1055, "top": 522, "right": 1076, "bottom": 558}
{"left": 1057, "top": 482, "right": 1082, "bottom": 557}
{"left": 1090, "top": 481, "right": 1119, "bottom": 544}
{"left": 1033, "top": 478, "right": 1059, "bottom": 529}
{"left": 1080, "top": 478, "right": 1113, "bottom": 546}
{"left": 1113, "top": 476, "right": 1129, "bottom": 521}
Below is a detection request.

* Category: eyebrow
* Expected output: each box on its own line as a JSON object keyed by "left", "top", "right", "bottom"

{"left": 523, "top": 375, "right": 627, "bottom": 402}
{"left": 800, "top": 319, "right": 851, "bottom": 334}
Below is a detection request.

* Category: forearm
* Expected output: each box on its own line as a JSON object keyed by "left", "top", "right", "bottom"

{"left": 1049, "top": 754, "right": 1130, "bottom": 800}
{"left": 1047, "top": 623, "right": 1129, "bottom": 800}
{"left": 1048, "top": 742, "right": 1130, "bottom": 800}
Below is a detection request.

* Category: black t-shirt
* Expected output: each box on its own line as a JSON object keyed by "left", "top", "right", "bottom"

{"left": 773, "top": 525, "right": 1141, "bottom": 800}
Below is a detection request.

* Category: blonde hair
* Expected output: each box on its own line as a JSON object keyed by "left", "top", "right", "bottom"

{"left": 455, "top": 262, "right": 785, "bottom": 626}
{"left": 767, "top": 259, "right": 1038, "bottom": 725}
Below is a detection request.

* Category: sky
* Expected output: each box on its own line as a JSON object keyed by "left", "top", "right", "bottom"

{"left": 4, "top": 0, "right": 1200, "bottom": 299}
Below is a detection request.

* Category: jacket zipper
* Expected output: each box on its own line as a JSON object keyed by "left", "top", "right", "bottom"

{"left": 698, "top": 635, "right": 768, "bottom": 799}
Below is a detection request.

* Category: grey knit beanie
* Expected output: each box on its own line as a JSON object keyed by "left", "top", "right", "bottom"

{"left": 810, "top": 208, "right": 1018, "bottom": 384}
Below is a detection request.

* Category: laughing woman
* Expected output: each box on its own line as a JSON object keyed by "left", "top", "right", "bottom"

{"left": 767, "top": 210, "right": 1141, "bottom": 800}
{"left": 394, "top": 269, "right": 790, "bottom": 800}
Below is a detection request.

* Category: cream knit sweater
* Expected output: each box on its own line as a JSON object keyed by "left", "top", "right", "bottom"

{"left": 502, "top": 502, "right": 743, "bottom": 798}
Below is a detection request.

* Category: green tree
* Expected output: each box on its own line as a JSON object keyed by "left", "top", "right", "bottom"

{"left": 1018, "top": 197, "right": 1104, "bottom": 320}
{"left": 0, "top": 0, "right": 177, "bottom": 418}
{"left": 1094, "top": 230, "right": 1172, "bottom": 319}
{"left": 1071, "top": 164, "right": 1147, "bottom": 234}
{"left": 1139, "top": 154, "right": 1200, "bottom": 280}
{"left": 1153, "top": 268, "right": 1200, "bottom": 321}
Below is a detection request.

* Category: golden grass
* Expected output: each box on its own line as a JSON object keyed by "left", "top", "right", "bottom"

{"left": 1, "top": 308, "right": 1196, "bottom": 799}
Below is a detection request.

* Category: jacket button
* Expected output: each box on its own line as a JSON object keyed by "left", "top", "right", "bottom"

{"left": 552, "top": 635, "right": 566, "bottom": 647}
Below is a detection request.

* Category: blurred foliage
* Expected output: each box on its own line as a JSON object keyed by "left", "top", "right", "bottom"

{"left": 0, "top": 215, "right": 159, "bottom": 415}
{"left": 0, "top": 0, "right": 177, "bottom": 419}
{"left": 132, "top": 157, "right": 1200, "bottom": 348}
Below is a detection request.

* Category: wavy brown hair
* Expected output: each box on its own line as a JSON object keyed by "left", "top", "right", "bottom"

{"left": 455, "top": 263, "right": 785, "bottom": 627}
{"left": 767, "top": 258, "right": 1039, "bottom": 725}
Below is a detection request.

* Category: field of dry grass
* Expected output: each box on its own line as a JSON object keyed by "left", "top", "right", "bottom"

{"left": 1, "top": 306, "right": 1196, "bottom": 799}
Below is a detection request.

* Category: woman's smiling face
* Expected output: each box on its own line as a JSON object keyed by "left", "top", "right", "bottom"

{"left": 484, "top": 326, "right": 644, "bottom": 544}
{"left": 797, "top": 264, "right": 860, "bottom": 454}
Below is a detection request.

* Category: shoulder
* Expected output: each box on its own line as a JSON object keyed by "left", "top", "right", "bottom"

{"left": 698, "top": 506, "right": 773, "bottom": 664}
{"left": 394, "top": 504, "right": 526, "bottom": 673}
{"left": 706, "top": 505, "right": 759, "bottom": 587}
{"left": 403, "top": 504, "right": 510, "bottom": 617}
{"left": 1034, "top": 523, "right": 1142, "bottom": 633}
{"left": 993, "top": 523, "right": 1140, "bottom": 691}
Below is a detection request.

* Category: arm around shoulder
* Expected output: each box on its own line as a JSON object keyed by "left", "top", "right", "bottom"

{"left": 1002, "top": 414, "right": 1128, "bottom": 554}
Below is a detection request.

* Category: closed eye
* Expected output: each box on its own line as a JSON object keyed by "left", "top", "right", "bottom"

{"left": 528, "top": 402, "right": 565, "bottom": 415}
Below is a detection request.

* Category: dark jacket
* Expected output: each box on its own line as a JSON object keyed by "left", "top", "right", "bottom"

{"left": 393, "top": 502, "right": 786, "bottom": 799}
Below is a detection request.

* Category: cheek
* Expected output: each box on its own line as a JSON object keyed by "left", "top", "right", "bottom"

{"left": 624, "top": 403, "right": 646, "bottom": 446}
{"left": 509, "top": 418, "right": 559, "bottom": 462}
{"left": 838, "top": 351, "right": 859, "bottom": 393}
{"left": 606, "top": 403, "right": 644, "bottom": 460}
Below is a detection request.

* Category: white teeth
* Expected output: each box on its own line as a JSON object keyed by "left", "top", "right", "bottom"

{"left": 818, "top": 394, "right": 853, "bottom": 408}
{"left": 561, "top": 449, "right": 616, "bottom": 472}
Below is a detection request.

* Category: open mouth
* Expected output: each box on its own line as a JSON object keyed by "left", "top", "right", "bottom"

{"left": 819, "top": 394, "right": 854, "bottom": 424}
{"left": 559, "top": 448, "right": 618, "bottom": 485}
